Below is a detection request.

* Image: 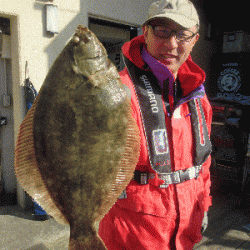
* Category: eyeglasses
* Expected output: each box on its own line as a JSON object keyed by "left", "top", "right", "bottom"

{"left": 149, "top": 25, "right": 197, "bottom": 42}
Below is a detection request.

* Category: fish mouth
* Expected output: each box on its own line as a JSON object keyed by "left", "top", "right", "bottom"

{"left": 77, "top": 25, "right": 88, "bottom": 32}
{"left": 72, "top": 26, "right": 94, "bottom": 45}
{"left": 71, "top": 25, "right": 107, "bottom": 61}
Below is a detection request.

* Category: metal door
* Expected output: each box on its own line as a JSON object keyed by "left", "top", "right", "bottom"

{"left": 0, "top": 56, "right": 16, "bottom": 205}
{"left": 89, "top": 17, "right": 138, "bottom": 71}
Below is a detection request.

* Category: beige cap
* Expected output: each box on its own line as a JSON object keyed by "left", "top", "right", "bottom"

{"left": 143, "top": 0, "right": 199, "bottom": 28}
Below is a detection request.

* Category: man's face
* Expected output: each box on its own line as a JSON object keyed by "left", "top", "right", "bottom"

{"left": 143, "top": 19, "right": 199, "bottom": 78}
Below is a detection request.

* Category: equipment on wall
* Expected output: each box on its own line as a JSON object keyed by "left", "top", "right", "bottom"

{"left": 208, "top": 31, "right": 250, "bottom": 205}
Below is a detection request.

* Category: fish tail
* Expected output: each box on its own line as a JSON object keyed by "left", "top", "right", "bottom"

{"left": 69, "top": 234, "right": 107, "bottom": 250}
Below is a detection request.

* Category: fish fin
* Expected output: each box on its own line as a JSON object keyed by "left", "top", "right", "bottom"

{"left": 14, "top": 97, "right": 69, "bottom": 225}
{"left": 69, "top": 234, "right": 107, "bottom": 250}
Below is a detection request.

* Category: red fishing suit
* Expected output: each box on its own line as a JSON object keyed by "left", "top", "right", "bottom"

{"left": 99, "top": 35, "right": 212, "bottom": 250}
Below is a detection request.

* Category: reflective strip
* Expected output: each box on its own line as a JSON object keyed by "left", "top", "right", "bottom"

{"left": 188, "top": 99, "right": 212, "bottom": 166}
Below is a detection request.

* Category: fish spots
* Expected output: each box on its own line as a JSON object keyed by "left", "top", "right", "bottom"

{"left": 52, "top": 104, "right": 77, "bottom": 145}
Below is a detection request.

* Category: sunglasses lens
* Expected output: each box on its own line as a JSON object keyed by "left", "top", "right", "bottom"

{"left": 176, "top": 30, "right": 195, "bottom": 41}
{"left": 149, "top": 25, "right": 196, "bottom": 42}
{"left": 153, "top": 26, "right": 171, "bottom": 38}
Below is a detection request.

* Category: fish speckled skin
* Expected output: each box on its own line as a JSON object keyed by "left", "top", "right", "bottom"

{"left": 15, "top": 26, "right": 140, "bottom": 249}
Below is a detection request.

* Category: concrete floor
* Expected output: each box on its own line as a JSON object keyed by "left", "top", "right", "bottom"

{"left": 194, "top": 176, "right": 250, "bottom": 250}
{"left": 0, "top": 204, "right": 70, "bottom": 250}
{"left": 1, "top": 181, "right": 250, "bottom": 250}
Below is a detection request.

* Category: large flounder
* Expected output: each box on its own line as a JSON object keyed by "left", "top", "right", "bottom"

{"left": 15, "top": 26, "right": 140, "bottom": 249}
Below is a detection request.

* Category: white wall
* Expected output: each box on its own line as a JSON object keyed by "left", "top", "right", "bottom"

{"left": 20, "top": 0, "right": 88, "bottom": 91}
{"left": 0, "top": 0, "right": 155, "bottom": 206}
{"left": 0, "top": 1, "right": 88, "bottom": 134}
{"left": 0, "top": 0, "right": 155, "bottom": 146}
{"left": 0, "top": 0, "right": 87, "bottom": 205}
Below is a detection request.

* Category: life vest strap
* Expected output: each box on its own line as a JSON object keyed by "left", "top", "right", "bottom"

{"left": 133, "top": 165, "right": 202, "bottom": 188}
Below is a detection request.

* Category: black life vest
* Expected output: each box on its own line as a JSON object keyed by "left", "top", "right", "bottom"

{"left": 123, "top": 55, "right": 212, "bottom": 174}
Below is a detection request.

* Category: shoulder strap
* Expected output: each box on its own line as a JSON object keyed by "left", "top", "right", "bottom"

{"left": 123, "top": 55, "right": 172, "bottom": 174}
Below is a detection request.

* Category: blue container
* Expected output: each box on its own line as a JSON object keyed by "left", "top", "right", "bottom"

{"left": 33, "top": 200, "right": 47, "bottom": 215}
{"left": 33, "top": 200, "right": 49, "bottom": 220}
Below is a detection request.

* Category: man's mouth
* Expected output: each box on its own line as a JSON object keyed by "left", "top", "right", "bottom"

{"left": 161, "top": 53, "right": 177, "bottom": 59}
{"left": 158, "top": 54, "right": 177, "bottom": 64}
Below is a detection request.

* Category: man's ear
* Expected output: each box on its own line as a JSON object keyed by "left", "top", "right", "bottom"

{"left": 143, "top": 25, "right": 149, "bottom": 44}
{"left": 195, "top": 33, "right": 199, "bottom": 43}
{"left": 191, "top": 33, "right": 199, "bottom": 51}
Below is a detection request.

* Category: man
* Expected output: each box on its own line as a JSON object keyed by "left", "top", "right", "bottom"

{"left": 99, "top": 0, "right": 212, "bottom": 249}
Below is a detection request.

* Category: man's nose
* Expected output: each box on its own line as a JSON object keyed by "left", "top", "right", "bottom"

{"left": 164, "top": 35, "right": 178, "bottom": 50}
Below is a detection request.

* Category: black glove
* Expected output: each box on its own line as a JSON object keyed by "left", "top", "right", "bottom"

{"left": 201, "top": 211, "right": 208, "bottom": 234}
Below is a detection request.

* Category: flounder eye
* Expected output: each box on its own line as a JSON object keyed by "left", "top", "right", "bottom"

{"left": 72, "top": 35, "right": 80, "bottom": 44}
